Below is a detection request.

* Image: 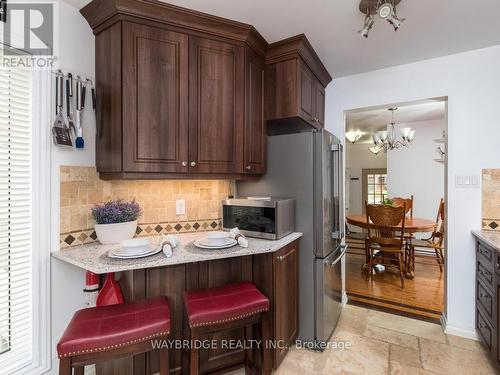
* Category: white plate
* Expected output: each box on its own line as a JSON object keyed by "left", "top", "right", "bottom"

{"left": 109, "top": 244, "right": 158, "bottom": 258}
{"left": 197, "top": 237, "right": 236, "bottom": 248}
{"left": 194, "top": 238, "right": 237, "bottom": 249}
{"left": 109, "top": 246, "right": 161, "bottom": 259}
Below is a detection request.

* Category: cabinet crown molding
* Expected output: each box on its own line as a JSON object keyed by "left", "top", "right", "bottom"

{"left": 80, "top": 0, "right": 268, "bottom": 56}
{"left": 266, "top": 34, "right": 332, "bottom": 87}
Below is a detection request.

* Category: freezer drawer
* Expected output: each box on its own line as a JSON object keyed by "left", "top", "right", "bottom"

{"left": 314, "top": 245, "right": 346, "bottom": 345}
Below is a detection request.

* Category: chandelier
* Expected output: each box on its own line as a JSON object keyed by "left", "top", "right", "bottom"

{"left": 370, "top": 108, "right": 415, "bottom": 154}
{"left": 358, "top": 0, "right": 405, "bottom": 38}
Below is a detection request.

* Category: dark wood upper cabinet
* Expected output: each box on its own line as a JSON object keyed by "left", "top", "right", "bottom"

{"left": 244, "top": 48, "right": 266, "bottom": 174}
{"left": 188, "top": 36, "right": 245, "bottom": 174}
{"left": 83, "top": 2, "right": 329, "bottom": 178}
{"left": 122, "top": 22, "right": 189, "bottom": 173}
{"left": 81, "top": 0, "right": 267, "bottom": 180}
{"left": 265, "top": 34, "right": 332, "bottom": 134}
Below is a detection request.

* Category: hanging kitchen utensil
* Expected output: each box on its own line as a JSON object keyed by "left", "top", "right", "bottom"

{"left": 52, "top": 71, "right": 73, "bottom": 147}
{"left": 75, "top": 76, "right": 84, "bottom": 149}
{"left": 66, "top": 74, "right": 76, "bottom": 141}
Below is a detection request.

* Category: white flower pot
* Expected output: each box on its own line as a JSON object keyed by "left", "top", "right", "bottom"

{"left": 94, "top": 220, "right": 138, "bottom": 245}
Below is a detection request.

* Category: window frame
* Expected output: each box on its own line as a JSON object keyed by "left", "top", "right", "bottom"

{"left": 0, "top": 54, "right": 52, "bottom": 374}
{"left": 362, "top": 168, "right": 388, "bottom": 212}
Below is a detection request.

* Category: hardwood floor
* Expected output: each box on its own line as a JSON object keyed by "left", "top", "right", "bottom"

{"left": 346, "top": 248, "right": 444, "bottom": 321}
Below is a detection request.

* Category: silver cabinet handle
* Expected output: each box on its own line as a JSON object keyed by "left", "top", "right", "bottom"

{"left": 277, "top": 248, "right": 295, "bottom": 262}
{"left": 181, "top": 161, "right": 188, "bottom": 167}
{"left": 245, "top": 165, "right": 251, "bottom": 171}
{"left": 190, "top": 161, "right": 197, "bottom": 167}
{"left": 479, "top": 293, "right": 490, "bottom": 299}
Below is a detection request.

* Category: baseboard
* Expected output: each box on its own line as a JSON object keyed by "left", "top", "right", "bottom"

{"left": 342, "top": 291, "right": 348, "bottom": 306}
{"left": 442, "top": 314, "right": 480, "bottom": 341}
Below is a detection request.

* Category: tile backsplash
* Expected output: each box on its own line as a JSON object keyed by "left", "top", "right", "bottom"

{"left": 60, "top": 166, "right": 233, "bottom": 248}
{"left": 482, "top": 169, "right": 500, "bottom": 231}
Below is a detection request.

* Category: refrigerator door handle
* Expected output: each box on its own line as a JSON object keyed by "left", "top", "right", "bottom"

{"left": 331, "top": 143, "right": 343, "bottom": 240}
{"left": 328, "top": 245, "right": 348, "bottom": 267}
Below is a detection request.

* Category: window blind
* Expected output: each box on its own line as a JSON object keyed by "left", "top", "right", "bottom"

{"left": 0, "top": 62, "right": 33, "bottom": 372}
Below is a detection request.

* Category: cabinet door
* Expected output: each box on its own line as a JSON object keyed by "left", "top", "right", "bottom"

{"left": 273, "top": 241, "right": 299, "bottom": 367}
{"left": 122, "top": 22, "right": 189, "bottom": 173}
{"left": 244, "top": 49, "right": 266, "bottom": 174}
{"left": 189, "top": 36, "right": 245, "bottom": 174}
{"left": 313, "top": 79, "right": 325, "bottom": 128}
{"left": 298, "top": 62, "right": 314, "bottom": 124}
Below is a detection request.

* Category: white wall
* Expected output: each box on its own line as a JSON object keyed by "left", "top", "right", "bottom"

{"left": 346, "top": 143, "right": 387, "bottom": 214}
{"left": 387, "top": 120, "right": 445, "bottom": 221}
{"left": 325, "top": 44, "right": 500, "bottom": 337}
{"left": 49, "top": 2, "right": 95, "bottom": 372}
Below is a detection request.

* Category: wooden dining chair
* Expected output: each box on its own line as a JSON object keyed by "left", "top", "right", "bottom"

{"left": 392, "top": 196, "right": 414, "bottom": 217}
{"left": 365, "top": 202, "right": 407, "bottom": 288}
{"left": 410, "top": 198, "right": 445, "bottom": 272}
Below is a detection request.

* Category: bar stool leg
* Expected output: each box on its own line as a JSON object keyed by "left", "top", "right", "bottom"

{"left": 244, "top": 324, "right": 254, "bottom": 375}
{"left": 159, "top": 347, "right": 169, "bottom": 375}
{"left": 261, "top": 312, "right": 272, "bottom": 375}
{"left": 189, "top": 329, "right": 200, "bottom": 375}
{"left": 59, "top": 358, "right": 71, "bottom": 375}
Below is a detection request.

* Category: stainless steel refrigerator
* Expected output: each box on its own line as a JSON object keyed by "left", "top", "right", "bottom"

{"left": 237, "top": 128, "right": 346, "bottom": 347}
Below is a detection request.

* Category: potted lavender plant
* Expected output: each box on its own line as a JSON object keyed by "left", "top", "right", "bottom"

{"left": 92, "top": 200, "right": 142, "bottom": 245}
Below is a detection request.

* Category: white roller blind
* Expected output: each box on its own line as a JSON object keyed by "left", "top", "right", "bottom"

{"left": 0, "top": 61, "right": 33, "bottom": 372}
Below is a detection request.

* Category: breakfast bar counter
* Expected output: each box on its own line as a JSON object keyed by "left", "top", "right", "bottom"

{"left": 52, "top": 231, "right": 302, "bottom": 274}
{"left": 53, "top": 231, "right": 302, "bottom": 375}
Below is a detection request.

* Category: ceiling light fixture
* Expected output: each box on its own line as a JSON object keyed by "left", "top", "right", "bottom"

{"left": 358, "top": 0, "right": 405, "bottom": 38}
{"left": 371, "top": 107, "right": 415, "bottom": 152}
{"left": 345, "top": 130, "right": 364, "bottom": 144}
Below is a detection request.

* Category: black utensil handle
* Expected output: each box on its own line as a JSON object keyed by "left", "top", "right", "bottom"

{"left": 68, "top": 73, "right": 73, "bottom": 97}
{"left": 75, "top": 79, "right": 80, "bottom": 110}
{"left": 58, "top": 75, "right": 63, "bottom": 109}
{"left": 55, "top": 75, "right": 59, "bottom": 115}
{"left": 81, "top": 84, "right": 86, "bottom": 109}
{"left": 91, "top": 87, "right": 96, "bottom": 111}
{"left": 66, "top": 79, "right": 70, "bottom": 117}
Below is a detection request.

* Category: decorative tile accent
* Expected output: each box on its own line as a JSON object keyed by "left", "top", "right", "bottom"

{"left": 60, "top": 219, "right": 222, "bottom": 249}
{"left": 59, "top": 166, "right": 233, "bottom": 248}
{"left": 482, "top": 169, "right": 500, "bottom": 231}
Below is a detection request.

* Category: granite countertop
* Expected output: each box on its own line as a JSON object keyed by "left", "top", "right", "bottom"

{"left": 472, "top": 230, "right": 500, "bottom": 251}
{"left": 52, "top": 231, "right": 303, "bottom": 274}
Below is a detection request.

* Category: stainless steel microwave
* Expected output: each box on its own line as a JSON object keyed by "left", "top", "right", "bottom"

{"left": 222, "top": 198, "right": 294, "bottom": 240}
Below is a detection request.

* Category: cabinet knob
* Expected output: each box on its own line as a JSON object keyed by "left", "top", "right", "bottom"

{"left": 190, "top": 161, "right": 197, "bottom": 167}
{"left": 496, "top": 263, "right": 500, "bottom": 269}
{"left": 245, "top": 165, "right": 251, "bottom": 171}
{"left": 181, "top": 161, "right": 188, "bottom": 167}
{"left": 277, "top": 255, "right": 284, "bottom": 262}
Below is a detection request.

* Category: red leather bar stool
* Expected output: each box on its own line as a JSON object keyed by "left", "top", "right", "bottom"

{"left": 57, "top": 297, "right": 171, "bottom": 375}
{"left": 183, "top": 281, "right": 271, "bottom": 375}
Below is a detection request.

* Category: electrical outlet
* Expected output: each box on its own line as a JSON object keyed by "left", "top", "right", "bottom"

{"left": 176, "top": 199, "right": 186, "bottom": 215}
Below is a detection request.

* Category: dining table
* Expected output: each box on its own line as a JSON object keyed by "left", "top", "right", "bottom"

{"left": 346, "top": 213, "right": 437, "bottom": 278}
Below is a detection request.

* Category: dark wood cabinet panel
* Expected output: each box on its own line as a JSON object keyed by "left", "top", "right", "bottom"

{"left": 265, "top": 35, "right": 331, "bottom": 134}
{"left": 298, "top": 63, "right": 314, "bottom": 122}
{"left": 475, "top": 239, "right": 500, "bottom": 371}
{"left": 273, "top": 241, "right": 299, "bottom": 367}
{"left": 313, "top": 79, "right": 326, "bottom": 128}
{"left": 244, "top": 48, "right": 266, "bottom": 174}
{"left": 188, "top": 36, "right": 245, "bottom": 174}
{"left": 122, "top": 22, "right": 189, "bottom": 173}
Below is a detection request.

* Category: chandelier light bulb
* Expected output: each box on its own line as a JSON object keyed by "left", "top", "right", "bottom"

{"left": 400, "top": 127, "right": 411, "bottom": 139}
{"left": 346, "top": 130, "right": 363, "bottom": 144}
{"left": 372, "top": 134, "right": 381, "bottom": 145}
{"left": 369, "top": 146, "right": 381, "bottom": 155}
{"left": 407, "top": 129, "right": 416, "bottom": 142}
{"left": 359, "top": 13, "right": 375, "bottom": 38}
{"left": 387, "top": 14, "right": 405, "bottom": 31}
{"left": 378, "top": 130, "right": 388, "bottom": 143}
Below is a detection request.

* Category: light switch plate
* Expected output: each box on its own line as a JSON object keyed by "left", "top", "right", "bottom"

{"left": 176, "top": 199, "right": 186, "bottom": 215}
{"left": 455, "top": 174, "right": 480, "bottom": 188}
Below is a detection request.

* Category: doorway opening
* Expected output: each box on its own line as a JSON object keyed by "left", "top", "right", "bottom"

{"left": 344, "top": 97, "right": 447, "bottom": 322}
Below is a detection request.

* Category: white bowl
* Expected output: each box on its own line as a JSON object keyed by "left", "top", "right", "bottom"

{"left": 120, "top": 237, "right": 150, "bottom": 254}
{"left": 205, "top": 231, "right": 229, "bottom": 245}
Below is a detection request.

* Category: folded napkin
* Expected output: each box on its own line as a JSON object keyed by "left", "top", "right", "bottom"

{"left": 229, "top": 227, "right": 248, "bottom": 248}
{"left": 160, "top": 235, "right": 178, "bottom": 257}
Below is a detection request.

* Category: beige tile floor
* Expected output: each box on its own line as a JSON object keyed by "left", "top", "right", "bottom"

{"left": 229, "top": 304, "right": 497, "bottom": 375}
